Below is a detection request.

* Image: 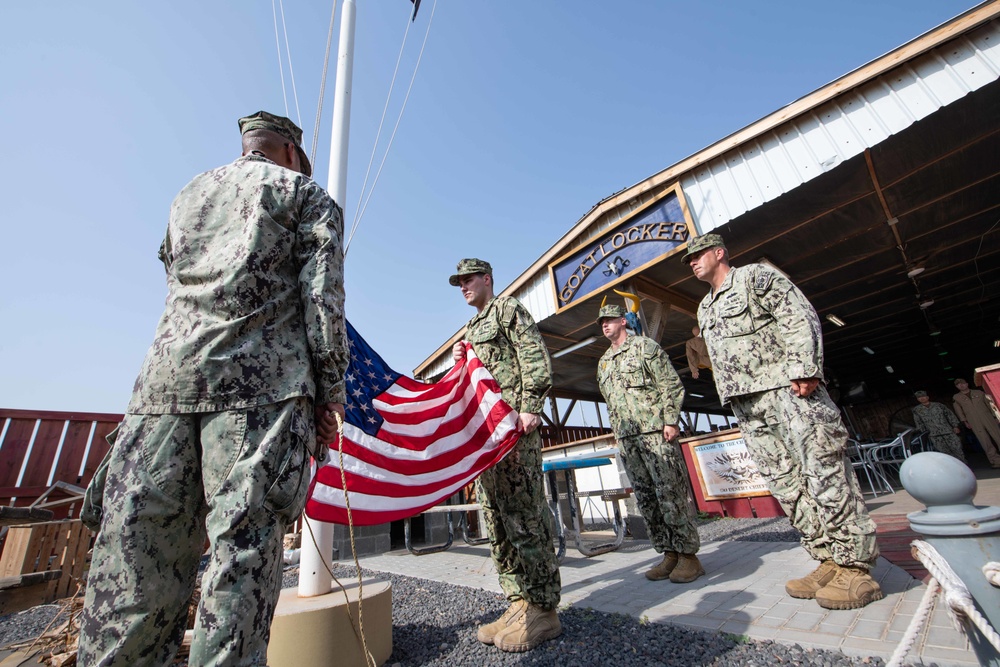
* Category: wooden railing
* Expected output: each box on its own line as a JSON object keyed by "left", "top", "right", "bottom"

{"left": 540, "top": 425, "right": 612, "bottom": 449}
{"left": 0, "top": 409, "right": 122, "bottom": 519}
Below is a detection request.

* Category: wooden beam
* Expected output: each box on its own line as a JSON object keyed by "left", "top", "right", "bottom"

{"left": 632, "top": 277, "right": 701, "bottom": 317}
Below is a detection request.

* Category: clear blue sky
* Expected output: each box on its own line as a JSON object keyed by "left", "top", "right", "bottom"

{"left": 0, "top": 0, "right": 976, "bottom": 414}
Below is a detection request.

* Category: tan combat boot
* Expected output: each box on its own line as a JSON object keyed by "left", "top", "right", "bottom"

{"left": 784, "top": 560, "right": 839, "bottom": 599}
{"left": 476, "top": 599, "right": 527, "bottom": 645}
{"left": 494, "top": 604, "right": 562, "bottom": 653}
{"left": 645, "top": 551, "right": 679, "bottom": 581}
{"left": 815, "top": 566, "right": 884, "bottom": 610}
{"left": 668, "top": 553, "right": 705, "bottom": 583}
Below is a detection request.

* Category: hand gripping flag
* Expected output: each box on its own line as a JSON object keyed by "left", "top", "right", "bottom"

{"left": 306, "top": 320, "right": 522, "bottom": 525}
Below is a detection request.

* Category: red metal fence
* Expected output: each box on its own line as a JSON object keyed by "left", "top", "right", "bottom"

{"left": 0, "top": 409, "right": 609, "bottom": 519}
{"left": 0, "top": 409, "right": 122, "bottom": 519}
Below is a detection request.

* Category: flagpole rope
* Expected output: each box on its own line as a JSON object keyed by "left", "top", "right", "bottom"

{"left": 345, "top": 0, "right": 438, "bottom": 254}
{"left": 271, "top": 0, "right": 289, "bottom": 117}
{"left": 309, "top": 0, "right": 339, "bottom": 168}
{"left": 277, "top": 0, "right": 303, "bottom": 129}
{"left": 345, "top": 10, "right": 414, "bottom": 252}
{"left": 301, "top": 411, "right": 376, "bottom": 667}
{"left": 334, "top": 410, "right": 376, "bottom": 667}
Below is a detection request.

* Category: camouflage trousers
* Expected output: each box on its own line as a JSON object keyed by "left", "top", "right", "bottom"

{"left": 730, "top": 385, "right": 878, "bottom": 569}
{"left": 79, "top": 397, "right": 315, "bottom": 667}
{"left": 477, "top": 429, "right": 561, "bottom": 610}
{"left": 928, "top": 432, "right": 967, "bottom": 462}
{"left": 618, "top": 433, "right": 700, "bottom": 555}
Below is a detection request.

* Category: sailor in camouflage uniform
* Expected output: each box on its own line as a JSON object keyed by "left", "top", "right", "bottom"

{"left": 686, "top": 233, "right": 882, "bottom": 610}
{"left": 449, "top": 258, "right": 562, "bottom": 653}
{"left": 912, "top": 390, "right": 966, "bottom": 462}
{"left": 596, "top": 304, "right": 703, "bottom": 583}
{"left": 79, "top": 112, "right": 349, "bottom": 667}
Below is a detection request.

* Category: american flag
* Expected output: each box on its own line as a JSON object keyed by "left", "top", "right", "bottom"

{"left": 305, "top": 320, "right": 522, "bottom": 526}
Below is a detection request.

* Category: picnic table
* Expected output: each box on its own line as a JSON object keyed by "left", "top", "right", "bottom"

{"left": 543, "top": 450, "right": 630, "bottom": 560}
{"left": 403, "top": 487, "right": 489, "bottom": 555}
{"left": 403, "top": 450, "right": 631, "bottom": 559}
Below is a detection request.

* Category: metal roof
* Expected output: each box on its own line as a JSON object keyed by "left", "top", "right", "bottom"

{"left": 683, "top": 17, "right": 1000, "bottom": 235}
{"left": 416, "top": 3, "right": 1000, "bottom": 414}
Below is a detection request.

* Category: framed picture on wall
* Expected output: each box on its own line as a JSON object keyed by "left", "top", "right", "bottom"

{"left": 686, "top": 433, "right": 771, "bottom": 501}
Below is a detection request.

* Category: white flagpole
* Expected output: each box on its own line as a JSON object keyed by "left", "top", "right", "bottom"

{"left": 299, "top": 0, "right": 356, "bottom": 599}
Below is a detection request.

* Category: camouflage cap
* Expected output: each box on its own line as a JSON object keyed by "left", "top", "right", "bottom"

{"left": 449, "top": 258, "right": 492, "bottom": 286}
{"left": 597, "top": 304, "right": 627, "bottom": 322}
{"left": 681, "top": 233, "right": 727, "bottom": 264}
{"left": 914, "top": 390, "right": 928, "bottom": 398}
{"left": 238, "top": 110, "right": 313, "bottom": 178}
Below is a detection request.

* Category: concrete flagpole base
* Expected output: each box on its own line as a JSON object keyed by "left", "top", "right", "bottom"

{"left": 268, "top": 578, "right": 393, "bottom": 667}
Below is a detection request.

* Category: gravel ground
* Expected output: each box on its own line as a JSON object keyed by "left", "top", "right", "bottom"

{"left": 694, "top": 515, "right": 801, "bottom": 544}
{"left": 311, "top": 563, "right": 888, "bottom": 667}
{"left": 0, "top": 517, "right": 909, "bottom": 666}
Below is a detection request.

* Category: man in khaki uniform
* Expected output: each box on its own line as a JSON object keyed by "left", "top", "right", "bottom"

{"left": 687, "top": 233, "right": 881, "bottom": 610}
{"left": 953, "top": 378, "right": 1000, "bottom": 467}
{"left": 450, "top": 258, "right": 562, "bottom": 653}
{"left": 597, "top": 304, "right": 703, "bottom": 583}
{"left": 685, "top": 326, "right": 712, "bottom": 379}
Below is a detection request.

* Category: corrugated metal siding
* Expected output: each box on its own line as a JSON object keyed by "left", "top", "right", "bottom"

{"left": 421, "top": 355, "right": 452, "bottom": 380}
{"left": 515, "top": 272, "right": 557, "bottom": 322}
{"left": 683, "top": 19, "right": 1000, "bottom": 234}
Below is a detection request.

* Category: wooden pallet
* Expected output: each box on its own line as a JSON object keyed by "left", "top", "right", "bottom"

{"left": 0, "top": 519, "right": 92, "bottom": 613}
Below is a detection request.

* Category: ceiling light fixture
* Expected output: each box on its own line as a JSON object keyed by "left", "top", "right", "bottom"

{"left": 906, "top": 266, "right": 925, "bottom": 278}
{"left": 938, "top": 349, "right": 949, "bottom": 356}
{"left": 862, "top": 346, "right": 875, "bottom": 355}
{"left": 929, "top": 327, "right": 941, "bottom": 336}
{"left": 826, "top": 314, "right": 846, "bottom": 327}
{"left": 920, "top": 299, "right": 935, "bottom": 309}
{"left": 552, "top": 335, "right": 598, "bottom": 359}
{"left": 899, "top": 379, "right": 906, "bottom": 384}
{"left": 885, "top": 366, "right": 894, "bottom": 373}
{"left": 690, "top": 393, "right": 705, "bottom": 398}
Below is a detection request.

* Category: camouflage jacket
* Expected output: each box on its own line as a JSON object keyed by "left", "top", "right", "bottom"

{"left": 128, "top": 155, "right": 349, "bottom": 414}
{"left": 698, "top": 264, "right": 823, "bottom": 402}
{"left": 598, "top": 335, "right": 684, "bottom": 437}
{"left": 912, "top": 402, "right": 959, "bottom": 436}
{"left": 466, "top": 296, "right": 552, "bottom": 414}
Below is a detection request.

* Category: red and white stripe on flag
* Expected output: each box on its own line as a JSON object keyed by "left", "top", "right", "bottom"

{"left": 306, "top": 338, "right": 521, "bottom": 526}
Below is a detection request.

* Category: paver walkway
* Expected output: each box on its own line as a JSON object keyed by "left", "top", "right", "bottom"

{"left": 355, "top": 469, "right": 1000, "bottom": 667}
{"left": 358, "top": 535, "right": 977, "bottom": 666}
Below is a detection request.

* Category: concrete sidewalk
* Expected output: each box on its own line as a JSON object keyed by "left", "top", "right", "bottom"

{"left": 357, "top": 536, "right": 976, "bottom": 666}
{"left": 355, "top": 470, "right": 1000, "bottom": 666}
